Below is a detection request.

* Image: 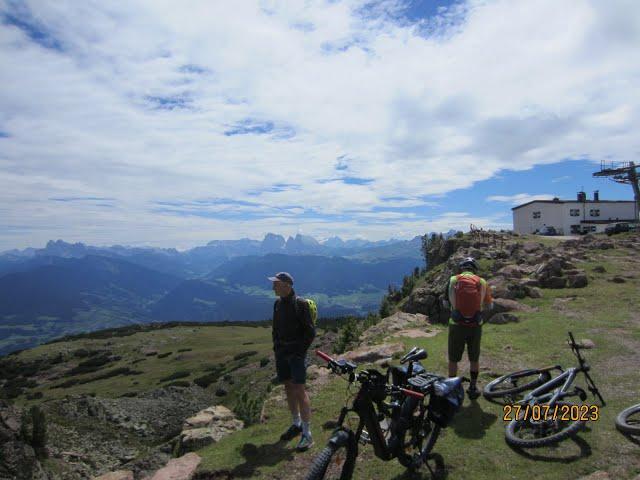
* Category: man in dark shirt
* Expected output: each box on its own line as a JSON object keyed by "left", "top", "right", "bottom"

{"left": 269, "top": 271, "right": 315, "bottom": 451}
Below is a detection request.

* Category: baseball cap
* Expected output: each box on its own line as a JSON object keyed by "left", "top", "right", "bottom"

{"left": 267, "top": 272, "right": 294, "bottom": 285}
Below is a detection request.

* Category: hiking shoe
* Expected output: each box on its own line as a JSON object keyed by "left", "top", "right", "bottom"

{"left": 296, "top": 434, "right": 314, "bottom": 452}
{"left": 280, "top": 423, "right": 302, "bottom": 441}
{"left": 467, "top": 385, "right": 480, "bottom": 400}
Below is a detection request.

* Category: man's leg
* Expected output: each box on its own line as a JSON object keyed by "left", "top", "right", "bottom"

{"left": 466, "top": 327, "right": 482, "bottom": 399}
{"left": 276, "top": 355, "right": 302, "bottom": 441}
{"left": 448, "top": 324, "right": 463, "bottom": 377}
{"left": 284, "top": 380, "right": 301, "bottom": 424}
{"left": 290, "top": 354, "right": 314, "bottom": 451}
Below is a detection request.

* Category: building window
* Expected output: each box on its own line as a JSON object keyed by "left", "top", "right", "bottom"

{"left": 589, "top": 209, "right": 600, "bottom": 217}
{"left": 532, "top": 211, "right": 541, "bottom": 219}
{"left": 570, "top": 209, "right": 580, "bottom": 216}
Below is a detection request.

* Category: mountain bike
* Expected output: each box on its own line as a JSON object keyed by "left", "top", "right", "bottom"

{"left": 305, "top": 349, "right": 464, "bottom": 479}
{"left": 483, "top": 331, "right": 605, "bottom": 447}
{"left": 616, "top": 404, "right": 640, "bottom": 435}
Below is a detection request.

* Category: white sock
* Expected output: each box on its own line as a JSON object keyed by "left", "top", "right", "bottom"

{"left": 302, "top": 421, "right": 311, "bottom": 437}
{"left": 292, "top": 414, "right": 301, "bottom": 427}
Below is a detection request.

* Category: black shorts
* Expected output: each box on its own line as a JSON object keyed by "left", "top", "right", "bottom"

{"left": 275, "top": 351, "right": 308, "bottom": 384}
{"left": 448, "top": 323, "right": 482, "bottom": 363}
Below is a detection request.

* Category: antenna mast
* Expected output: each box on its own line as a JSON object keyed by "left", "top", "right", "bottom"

{"left": 593, "top": 161, "right": 640, "bottom": 221}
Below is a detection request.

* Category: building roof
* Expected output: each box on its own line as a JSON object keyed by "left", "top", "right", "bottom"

{"left": 512, "top": 199, "right": 635, "bottom": 211}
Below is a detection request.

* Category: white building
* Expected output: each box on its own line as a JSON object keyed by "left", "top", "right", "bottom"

{"left": 512, "top": 191, "right": 637, "bottom": 235}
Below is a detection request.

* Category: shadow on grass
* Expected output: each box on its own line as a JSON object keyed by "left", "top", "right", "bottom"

{"left": 221, "top": 440, "right": 296, "bottom": 477}
{"left": 507, "top": 433, "right": 592, "bottom": 462}
{"left": 390, "top": 453, "right": 448, "bottom": 480}
{"left": 619, "top": 432, "right": 640, "bottom": 446}
{"left": 451, "top": 400, "right": 498, "bottom": 439}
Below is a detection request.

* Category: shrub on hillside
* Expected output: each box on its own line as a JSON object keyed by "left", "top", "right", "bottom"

{"left": 166, "top": 380, "right": 191, "bottom": 388}
{"left": 159, "top": 370, "right": 190, "bottom": 382}
{"left": 259, "top": 357, "right": 270, "bottom": 367}
{"left": 193, "top": 372, "right": 220, "bottom": 388}
{"left": 158, "top": 352, "right": 173, "bottom": 359}
{"left": 233, "top": 351, "right": 258, "bottom": 361}
{"left": 234, "top": 391, "right": 262, "bottom": 425}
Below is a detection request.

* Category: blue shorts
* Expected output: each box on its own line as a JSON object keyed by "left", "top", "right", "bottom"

{"left": 275, "top": 351, "right": 308, "bottom": 384}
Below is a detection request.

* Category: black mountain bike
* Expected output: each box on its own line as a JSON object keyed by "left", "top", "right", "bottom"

{"left": 616, "top": 404, "right": 640, "bottom": 435}
{"left": 305, "top": 349, "right": 464, "bottom": 480}
{"left": 483, "top": 331, "right": 606, "bottom": 447}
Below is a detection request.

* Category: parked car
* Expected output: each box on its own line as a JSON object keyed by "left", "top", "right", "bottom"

{"left": 629, "top": 223, "right": 640, "bottom": 232}
{"left": 605, "top": 223, "right": 630, "bottom": 236}
{"left": 537, "top": 226, "right": 558, "bottom": 236}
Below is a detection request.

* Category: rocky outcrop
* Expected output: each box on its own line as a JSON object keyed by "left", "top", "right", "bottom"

{"left": 402, "top": 232, "right": 609, "bottom": 323}
{"left": 0, "top": 401, "right": 47, "bottom": 480}
{"left": 179, "top": 406, "right": 243, "bottom": 453}
{"left": 359, "top": 312, "right": 431, "bottom": 344}
{"left": 342, "top": 343, "right": 405, "bottom": 363}
{"left": 51, "top": 386, "right": 212, "bottom": 442}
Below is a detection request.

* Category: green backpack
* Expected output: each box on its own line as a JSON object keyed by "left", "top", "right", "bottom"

{"left": 294, "top": 297, "right": 318, "bottom": 326}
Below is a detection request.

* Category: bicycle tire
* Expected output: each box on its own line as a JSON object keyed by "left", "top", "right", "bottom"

{"left": 505, "top": 401, "right": 585, "bottom": 448}
{"left": 305, "top": 438, "right": 356, "bottom": 480}
{"left": 483, "top": 369, "right": 552, "bottom": 399}
{"left": 615, "top": 404, "right": 640, "bottom": 435}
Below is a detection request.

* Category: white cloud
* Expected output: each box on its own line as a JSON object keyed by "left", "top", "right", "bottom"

{"left": 1, "top": 0, "right": 639, "bottom": 249}
{"left": 486, "top": 193, "right": 556, "bottom": 205}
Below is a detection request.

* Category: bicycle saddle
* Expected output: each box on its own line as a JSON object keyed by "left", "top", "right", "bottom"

{"left": 401, "top": 347, "right": 428, "bottom": 364}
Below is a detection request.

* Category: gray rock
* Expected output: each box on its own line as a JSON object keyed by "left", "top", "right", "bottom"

{"left": 578, "top": 339, "right": 595, "bottom": 349}
{"left": 567, "top": 274, "right": 588, "bottom": 288}
{"left": 542, "top": 276, "right": 567, "bottom": 289}
{"left": 487, "top": 313, "right": 519, "bottom": 324}
{"left": 611, "top": 276, "right": 626, "bottom": 283}
{"left": 525, "top": 286, "right": 543, "bottom": 298}
{"left": 492, "top": 298, "right": 537, "bottom": 313}
{"left": 522, "top": 241, "right": 542, "bottom": 253}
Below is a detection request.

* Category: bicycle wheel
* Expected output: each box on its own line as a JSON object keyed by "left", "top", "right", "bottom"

{"left": 505, "top": 401, "right": 585, "bottom": 448}
{"left": 483, "top": 369, "right": 552, "bottom": 399}
{"left": 305, "top": 437, "right": 356, "bottom": 480}
{"left": 616, "top": 404, "right": 640, "bottom": 435}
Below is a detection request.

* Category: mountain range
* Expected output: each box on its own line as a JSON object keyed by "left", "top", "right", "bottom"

{"left": 0, "top": 234, "right": 426, "bottom": 355}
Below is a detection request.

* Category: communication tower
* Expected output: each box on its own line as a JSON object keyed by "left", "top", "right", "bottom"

{"left": 593, "top": 161, "right": 640, "bottom": 221}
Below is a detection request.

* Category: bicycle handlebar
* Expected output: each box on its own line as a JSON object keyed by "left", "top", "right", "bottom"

{"left": 315, "top": 350, "right": 424, "bottom": 399}
{"left": 316, "top": 350, "right": 333, "bottom": 363}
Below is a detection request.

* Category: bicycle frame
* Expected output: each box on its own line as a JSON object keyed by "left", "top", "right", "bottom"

{"left": 518, "top": 331, "right": 605, "bottom": 407}
{"left": 331, "top": 381, "right": 401, "bottom": 461}
{"left": 522, "top": 366, "right": 582, "bottom": 406}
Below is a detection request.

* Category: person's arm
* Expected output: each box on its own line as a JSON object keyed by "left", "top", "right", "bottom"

{"left": 447, "top": 276, "right": 457, "bottom": 311}
{"left": 481, "top": 278, "right": 493, "bottom": 310}
{"left": 272, "top": 300, "right": 278, "bottom": 350}
{"left": 299, "top": 300, "right": 315, "bottom": 351}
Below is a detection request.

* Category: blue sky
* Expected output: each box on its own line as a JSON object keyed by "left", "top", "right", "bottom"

{"left": 0, "top": 0, "right": 639, "bottom": 250}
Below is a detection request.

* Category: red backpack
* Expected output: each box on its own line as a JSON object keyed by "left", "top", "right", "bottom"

{"left": 454, "top": 274, "right": 483, "bottom": 319}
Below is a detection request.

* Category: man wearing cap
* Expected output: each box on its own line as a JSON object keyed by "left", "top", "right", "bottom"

{"left": 268, "top": 271, "right": 316, "bottom": 451}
